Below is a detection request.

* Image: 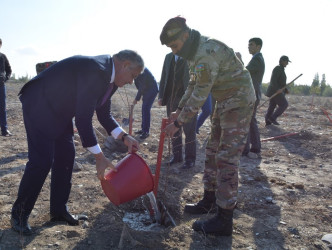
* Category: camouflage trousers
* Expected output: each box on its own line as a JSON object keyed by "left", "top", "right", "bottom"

{"left": 203, "top": 96, "right": 254, "bottom": 209}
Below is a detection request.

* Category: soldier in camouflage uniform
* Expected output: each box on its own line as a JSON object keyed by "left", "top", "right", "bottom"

{"left": 160, "top": 17, "right": 256, "bottom": 236}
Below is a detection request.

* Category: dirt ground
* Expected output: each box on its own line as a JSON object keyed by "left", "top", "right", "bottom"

{"left": 1, "top": 80, "right": 332, "bottom": 250}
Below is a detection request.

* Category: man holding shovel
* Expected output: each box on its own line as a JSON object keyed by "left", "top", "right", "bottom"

{"left": 11, "top": 50, "right": 143, "bottom": 235}
{"left": 265, "top": 55, "right": 291, "bottom": 126}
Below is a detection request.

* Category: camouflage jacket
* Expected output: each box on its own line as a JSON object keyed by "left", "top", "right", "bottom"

{"left": 177, "top": 36, "right": 256, "bottom": 123}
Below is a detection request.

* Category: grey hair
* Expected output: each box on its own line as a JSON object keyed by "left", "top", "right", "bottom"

{"left": 114, "top": 50, "right": 144, "bottom": 69}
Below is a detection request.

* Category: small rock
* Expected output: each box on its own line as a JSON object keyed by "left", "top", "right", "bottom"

{"left": 300, "top": 165, "right": 307, "bottom": 168}
{"left": 274, "top": 159, "right": 280, "bottom": 162}
{"left": 293, "top": 183, "right": 304, "bottom": 189}
{"left": 280, "top": 221, "right": 287, "bottom": 225}
{"left": 322, "top": 234, "right": 332, "bottom": 244}
{"left": 82, "top": 221, "right": 89, "bottom": 229}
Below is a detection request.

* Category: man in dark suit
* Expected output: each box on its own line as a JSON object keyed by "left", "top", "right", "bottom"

{"left": 11, "top": 50, "right": 144, "bottom": 235}
{"left": 158, "top": 52, "right": 196, "bottom": 169}
{"left": 133, "top": 67, "right": 159, "bottom": 139}
{"left": 242, "top": 37, "right": 265, "bottom": 159}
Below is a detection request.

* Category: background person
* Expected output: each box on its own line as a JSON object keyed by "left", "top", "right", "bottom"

{"left": 133, "top": 67, "right": 159, "bottom": 139}
{"left": 160, "top": 16, "right": 255, "bottom": 236}
{"left": 242, "top": 38, "right": 265, "bottom": 159}
{"left": 265, "top": 55, "right": 291, "bottom": 126}
{"left": 158, "top": 52, "right": 197, "bottom": 169}
{"left": 11, "top": 50, "right": 143, "bottom": 235}
{"left": 0, "top": 38, "right": 12, "bottom": 136}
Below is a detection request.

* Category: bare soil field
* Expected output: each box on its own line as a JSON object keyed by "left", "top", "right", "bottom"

{"left": 1, "top": 81, "right": 332, "bottom": 250}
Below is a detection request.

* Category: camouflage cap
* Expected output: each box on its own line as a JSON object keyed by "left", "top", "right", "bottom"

{"left": 160, "top": 16, "right": 189, "bottom": 45}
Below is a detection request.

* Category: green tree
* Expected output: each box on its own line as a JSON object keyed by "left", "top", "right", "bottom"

{"left": 320, "top": 74, "right": 327, "bottom": 96}
{"left": 310, "top": 73, "right": 320, "bottom": 95}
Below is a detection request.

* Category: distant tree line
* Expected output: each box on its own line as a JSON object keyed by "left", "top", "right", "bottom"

{"left": 262, "top": 73, "right": 332, "bottom": 97}
{"left": 9, "top": 73, "right": 32, "bottom": 83}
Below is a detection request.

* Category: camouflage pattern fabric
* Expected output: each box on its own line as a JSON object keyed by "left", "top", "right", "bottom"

{"left": 177, "top": 36, "right": 256, "bottom": 209}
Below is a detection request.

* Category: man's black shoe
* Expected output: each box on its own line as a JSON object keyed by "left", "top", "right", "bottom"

{"left": 168, "top": 156, "right": 183, "bottom": 165}
{"left": 11, "top": 216, "right": 33, "bottom": 235}
{"left": 1, "top": 130, "right": 12, "bottom": 136}
{"left": 182, "top": 161, "right": 195, "bottom": 169}
{"left": 134, "top": 130, "right": 143, "bottom": 135}
{"left": 265, "top": 120, "right": 271, "bottom": 126}
{"left": 50, "top": 211, "right": 88, "bottom": 226}
{"left": 267, "top": 118, "right": 280, "bottom": 125}
{"left": 139, "top": 132, "right": 149, "bottom": 139}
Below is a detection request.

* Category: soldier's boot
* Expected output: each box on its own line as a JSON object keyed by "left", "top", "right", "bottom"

{"left": 184, "top": 190, "right": 217, "bottom": 214}
{"left": 192, "top": 206, "right": 233, "bottom": 236}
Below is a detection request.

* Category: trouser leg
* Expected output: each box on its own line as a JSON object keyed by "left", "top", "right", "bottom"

{"left": 214, "top": 103, "right": 253, "bottom": 209}
{"left": 271, "top": 94, "right": 288, "bottom": 120}
{"left": 0, "top": 82, "right": 7, "bottom": 133}
{"left": 12, "top": 113, "right": 54, "bottom": 218}
{"left": 183, "top": 115, "right": 197, "bottom": 162}
{"left": 50, "top": 121, "right": 75, "bottom": 215}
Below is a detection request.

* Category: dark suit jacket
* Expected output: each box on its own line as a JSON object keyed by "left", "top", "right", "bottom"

{"left": 246, "top": 52, "right": 265, "bottom": 101}
{"left": 19, "top": 55, "right": 120, "bottom": 147}
{"left": 134, "top": 67, "right": 159, "bottom": 101}
{"left": 158, "top": 53, "right": 189, "bottom": 108}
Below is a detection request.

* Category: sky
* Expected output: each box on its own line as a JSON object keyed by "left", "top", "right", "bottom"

{"left": 1, "top": 0, "right": 331, "bottom": 86}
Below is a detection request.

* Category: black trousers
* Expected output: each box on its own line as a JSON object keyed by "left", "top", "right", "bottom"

{"left": 12, "top": 112, "right": 75, "bottom": 219}
{"left": 166, "top": 98, "right": 196, "bottom": 162}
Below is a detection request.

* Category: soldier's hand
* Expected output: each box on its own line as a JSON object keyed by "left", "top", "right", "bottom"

{"left": 94, "top": 152, "right": 116, "bottom": 181}
{"left": 169, "top": 109, "right": 180, "bottom": 122}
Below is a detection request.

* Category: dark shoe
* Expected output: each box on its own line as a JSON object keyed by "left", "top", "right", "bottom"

{"left": 134, "top": 130, "right": 143, "bottom": 135}
{"left": 50, "top": 211, "right": 88, "bottom": 226}
{"left": 1, "top": 130, "right": 12, "bottom": 136}
{"left": 184, "top": 190, "right": 217, "bottom": 214}
{"left": 265, "top": 120, "right": 272, "bottom": 126}
{"left": 11, "top": 216, "right": 33, "bottom": 235}
{"left": 268, "top": 118, "right": 280, "bottom": 125}
{"left": 182, "top": 161, "right": 195, "bottom": 169}
{"left": 192, "top": 206, "right": 233, "bottom": 236}
{"left": 168, "top": 155, "right": 183, "bottom": 165}
{"left": 139, "top": 132, "right": 149, "bottom": 139}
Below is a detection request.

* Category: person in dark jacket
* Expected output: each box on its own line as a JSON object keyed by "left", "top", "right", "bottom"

{"left": 11, "top": 50, "right": 143, "bottom": 235}
{"left": 133, "top": 67, "right": 159, "bottom": 139}
{"left": 242, "top": 37, "right": 265, "bottom": 159}
{"left": 158, "top": 52, "right": 196, "bottom": 169}
{"left": 0, "top": 38, "right": 12, "bottom": 136}
{"left": 265, "top": 55, "right": 291, "bottom": 126}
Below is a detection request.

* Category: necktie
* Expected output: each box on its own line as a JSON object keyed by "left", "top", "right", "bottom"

{"left": 100, "top": 83, "right": 114, "bottom": 106}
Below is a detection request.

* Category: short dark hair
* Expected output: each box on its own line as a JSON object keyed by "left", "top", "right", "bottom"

{"left": 160, "top": 16, "right": 189, "bottom": 45}
{"left": 249, "top": 37, "right": 263, "bottom": 47}
{"left": 114, "top": 50, "right": 144, "bottom": 69}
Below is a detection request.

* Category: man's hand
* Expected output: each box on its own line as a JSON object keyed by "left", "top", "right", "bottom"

{"left": 122, "top": 133, "right": 139, "bottom": 153}
{"left": 164, "top": 122, "right": 180, "bottom": 138}
{"left": 158, "top": 98, "right": 162, "bottom": 106}
{"left": 94, "top": 152, "right": 116, "bottom": 181}
{"left": 169, "top": 109, "right": 181, "bottom": 122}
{"left": 133, "top": 99, "right": 138, "bottom": 105}
{"left": 276, "top": 88, "right": 284, "bottom": 94}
